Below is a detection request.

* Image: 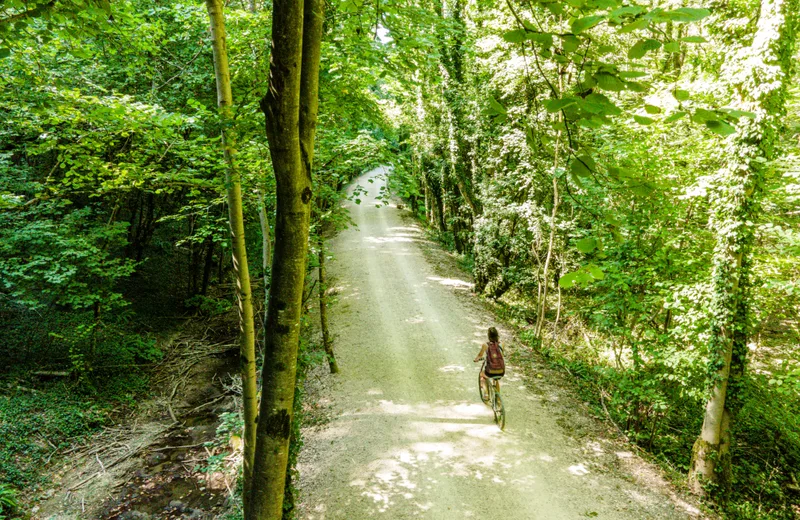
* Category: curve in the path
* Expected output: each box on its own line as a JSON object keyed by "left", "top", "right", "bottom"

{"left": 298, "top": 167, "right": 695, "bottom": 520}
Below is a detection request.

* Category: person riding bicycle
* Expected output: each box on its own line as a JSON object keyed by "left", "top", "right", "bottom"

{"left": 474, "top": 327, "right": 505, "bottom": 391}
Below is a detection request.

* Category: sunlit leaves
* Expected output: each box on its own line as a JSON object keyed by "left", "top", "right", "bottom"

{"left": 485, "top": 95, "right": 507, "bottom": 123}
{"left": 570, "top": 155, "right": 595, "bottom": 178}
{"left": 544, "top": 96, "right": 578, "bottom": 113}
{"left": 705, "top": 120, "right": 736, "bottom": 136}
{"left": 576, "top": 237, "right": 598, "bottom": 253}
{"left": 618, "top": 18, "right": 649, "bottom": 33}
{"left": 502, "top": 29, "right": 527, "bottom": 43}
{"left": 571, "top": 15, "right": 605, "bottom": 34}
{"left": 662, "top": 8, "right": 711, "bottom": 23}
{"left": 673, "top": 89, "right": 690, "bottom": 101}
{"left": 559, "top": 264, "right": 605, "bottom": 288}
{"left": 664, "top": 111, "right": 687, "bottom": 123}
{"left": 628, "top": 39, "right": 661, "bottom": 59}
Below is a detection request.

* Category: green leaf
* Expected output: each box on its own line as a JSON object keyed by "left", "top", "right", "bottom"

{"left": 644, "top": 104, "right": 661, "bottom": 114}
{"left": 0, "top": 48, "right": 10, "bottom": 59}
{"left": 560, "top": 34, "right": 581, "bottom": 53}
{"left": 630, "top": 183, "right": 654, "bottom": 196}
{"left": 629, "top": 39, "right": 661, "bottom": 59}
{"left": 705, "top": 119, "right": 736, "bottom": 136}
{"left": 576, "top": 237, "right": 597, "bottom": 253}
{"left": 543, "top": 96, "right": 578, "bottom": 113}
{"left": 503, "top": 29, "right": 527, "bottom": 43}
{"left": 525, "top": 127, "right": 535, "bottom": 150}
{"left": 585, "top": 93, "right": 622, "bottom": 116}
{"left": 577, "top": 117, "right": 604, "bottom": 129}
{"left": 571, "top": 15, "right": 605, "bottom": 33}
{"left": 587, "top": 264, "right": 605, "bottom": 280}
{"left": 664, "top": 111, "right": 687, "bottom": 123}
{"left": 488, "top": 96, "right": 507, "bottom": 115}
{"left": 618, "top": 18, "right": 649, "bottom": 33}
{"left": 673, "top": 89, "right": 690, "bottom": 101}
{"left": 725, "top": 109, "right": 756, "bottom": 119}
{"left": 609, "top": 6, "right": 645, "bottom": 20}
{"left": 691, "top": 108, "right": 717, "bottom": 123}
{"left": 594, "top": 72, "right": 625, "bottom": 91}
{"left": 663, "top": 41, "right": 681, "bottom": 53}
{"left": 619, "top": 70, "right": 647, "bottom": 78}
{"left": 624, "top": 81, "right": 649, "bottom": 93}
{"left": 633, "top": 115, "right": 655, "bottom": 125}
{"left": 570, "top": 157, "right": 593, "bottom": 178}
{"left": 663, "top": 7, "right": 711, "bottom": 22}
{"left": 559, "top": 272, "right": 581, "bottom": 289}
{"left": 680, "top": 35, "right": 707, "bottom": 43}
{"left": 528, "top": 32, "right": 554, "bottom": 46}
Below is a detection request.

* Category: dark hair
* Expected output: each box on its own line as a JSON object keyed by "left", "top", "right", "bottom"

{"left": 488, "top": 327, "right": 499, "bottom": 342}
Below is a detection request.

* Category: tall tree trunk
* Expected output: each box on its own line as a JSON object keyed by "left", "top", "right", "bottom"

{"left": 204, "top": 0, "right": 259, "bottom": 512}
{"left": 318, "top": 237, "right": 339, "bottom": 373}
{"left": 206, "top": 0, "right": 257, "bottom": 503}
{"left": 206, "top": 0, "right": 258, "bottom": 510}
{"left": 688, "top": 0, "right": 797, "bottom": 495}
{"left": 248, "top": 0, "right": 322, "bottom": 517}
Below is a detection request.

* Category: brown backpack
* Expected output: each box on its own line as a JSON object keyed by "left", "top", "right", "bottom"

{"left": 485, "top": 341, "right": 505, "bottom": 376}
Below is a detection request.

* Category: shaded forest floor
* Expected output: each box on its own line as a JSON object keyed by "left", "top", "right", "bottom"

{"left": 31, "top": 315, "right": 242, "bottom": 520}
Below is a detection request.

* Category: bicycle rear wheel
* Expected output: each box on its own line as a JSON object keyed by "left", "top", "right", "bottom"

{"left": 493, "top": 392, "right": 506, "bottom": 431}
{"left": 478, "top": 372, "right": 490, "bottom": 404}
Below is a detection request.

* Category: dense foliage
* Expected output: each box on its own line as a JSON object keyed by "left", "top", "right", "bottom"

{"left": 1, "top": 0, "right": 798, "bottom": 518}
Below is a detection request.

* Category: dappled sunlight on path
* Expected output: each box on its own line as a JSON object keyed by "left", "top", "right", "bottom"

{"left": 298, "top": 167, "right": 696, "bottom": 520}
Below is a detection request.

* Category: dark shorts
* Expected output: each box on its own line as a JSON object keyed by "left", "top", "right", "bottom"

{"left": 485, "top": 367, "right": 504, "bottom": 378}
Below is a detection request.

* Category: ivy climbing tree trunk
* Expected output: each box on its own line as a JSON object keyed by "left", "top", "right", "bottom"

{"left": 688, "top": 0, "right": 798, "bottom": 495}
{"left": 204, "top": 0, "right": 258, "bottom": 512}
{"left": 248, "top": 0, "right": 322, "bottom": 517}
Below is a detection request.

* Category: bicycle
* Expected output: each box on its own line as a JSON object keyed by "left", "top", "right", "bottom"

{"left": 476, "top": 359, "right": 505, "bottom": 430}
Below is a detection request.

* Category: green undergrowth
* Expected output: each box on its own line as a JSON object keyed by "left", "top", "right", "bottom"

{"left": 0, "top": 381, "right": 109, "bottom": 491}
{"left": 0, "top": 304, "right": 169, "bottom": 498}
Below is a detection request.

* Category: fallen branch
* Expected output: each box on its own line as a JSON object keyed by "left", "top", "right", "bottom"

{"left": 151, "top": 442, "right": 207, "bottom": 452}
{"left": 33, "top": 370, "right": 71, "bottom": 377}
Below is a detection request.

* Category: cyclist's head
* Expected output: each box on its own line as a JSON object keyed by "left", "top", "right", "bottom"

{"left": 488, "top": 327, "right": 499, "bottom": 342}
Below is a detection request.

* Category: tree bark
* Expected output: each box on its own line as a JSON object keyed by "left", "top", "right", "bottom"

{"left": 318, "top": 237, "right": 339, "bottom": 373}
{"left": 204, "top": 0, "right": 259, "bottom": 511}
{"left": 688, "top": 0, "right": 797, "bottom": 494}
{"left": 248, "top": 0, "right": 322, "bottom": 516}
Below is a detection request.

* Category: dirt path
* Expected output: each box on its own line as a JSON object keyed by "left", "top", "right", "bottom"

{"left": 298, "top": 167, "right": 704, "bottom": 520}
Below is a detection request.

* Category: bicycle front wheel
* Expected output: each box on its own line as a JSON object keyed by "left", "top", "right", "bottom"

{"left": 478, "top": 372, "right": 490, "bottom": 405}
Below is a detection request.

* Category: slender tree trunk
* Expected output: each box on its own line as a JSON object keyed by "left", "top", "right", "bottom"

{"left": 204, "top": 0, "right": 259, "bottom": 512}
{"left": 201, "top": 235, "right": 215, "bottom": 296}
{"left": 248, "top": 0, "right": 322, "bottom": 516}
{"left": 318, "top": 237, "right": 339, "bottom": 373}
{"left": 535, "top": 128, "right": 561, "bottom": 339}
{"left": 688, "top": 0, "right": 797, "bottom": 494}
{"left": 257, "top": 190, "right": 273, "bottom": 284}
